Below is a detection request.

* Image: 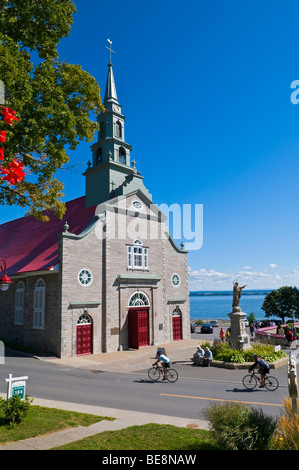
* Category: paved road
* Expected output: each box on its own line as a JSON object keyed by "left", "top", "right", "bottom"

{"left": 0, "top": 347, "right": 294, "bottom": 422}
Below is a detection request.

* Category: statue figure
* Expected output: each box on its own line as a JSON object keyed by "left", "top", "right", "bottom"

{"left": 232, "top": 281, "right": 246, "bottom": 311}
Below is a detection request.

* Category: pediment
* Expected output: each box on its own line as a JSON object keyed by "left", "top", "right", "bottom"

{"left": 94, "top": 189, "right": 167, "bottom": 222}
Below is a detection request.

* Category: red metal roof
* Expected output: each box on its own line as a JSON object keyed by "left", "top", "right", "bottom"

{"left": 0, "top": 196, "right": 96, "bottom": 276}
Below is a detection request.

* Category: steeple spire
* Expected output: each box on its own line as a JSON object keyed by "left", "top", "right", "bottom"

{"left": 104, "top": 62, "right": 118, "bottom": 102}
{"left": 104, "top": 39, "right": 117, "bottom": 102}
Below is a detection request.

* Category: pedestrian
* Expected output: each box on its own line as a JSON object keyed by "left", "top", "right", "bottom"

{"left": 203, "top": 347, "right": 213, "bottom": 367}
{"left": 249, "top": 322, "right": 254, "bottom": 337}
{"left": 192, "top": 345, "right": 204, "bottom": 366}
{"left": 225, "top": 328, "right": 230, "bottom": 342}
{"left": 220, "top": 327, "right": 225, "bottom": 343}
{"left": 286, "top": 328, "right": 294, "bottom": 347}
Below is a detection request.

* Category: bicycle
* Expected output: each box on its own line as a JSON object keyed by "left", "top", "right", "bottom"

{"left": 148, "top": 364, "right": 179, "bottom": 383}
{"left": 242, "top": 369, "right": 279, "bottom": 391}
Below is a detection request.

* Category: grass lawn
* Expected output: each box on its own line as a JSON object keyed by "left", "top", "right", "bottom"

{"left": 0, "top": 405, "right": 114, "bottom": 445}
{"left": 53, "top": 423, "right": 216, "bottom": 450}
{"left": 0, "top": 404, "right": 216, "bottom": 450}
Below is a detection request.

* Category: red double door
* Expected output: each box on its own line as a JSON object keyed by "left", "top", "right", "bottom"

{"left": 76, "top": 323, "right": 92, "bottom": 355}
{"left": 128, "top": 307, "right": 149, "bottom": 349}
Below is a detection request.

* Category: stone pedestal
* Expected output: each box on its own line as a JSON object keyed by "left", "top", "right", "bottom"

{"left": 228, "top": 308, "right": 251, "bottom": 350}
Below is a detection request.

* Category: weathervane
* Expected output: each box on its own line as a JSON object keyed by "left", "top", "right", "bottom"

{"left": 106, "top": 39, "right": 115, "bottom": 63}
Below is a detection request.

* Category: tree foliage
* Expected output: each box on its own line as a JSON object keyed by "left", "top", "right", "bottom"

{"left": 0, "top": 0, "right": 103, "bottom": 220}
{"left": 261, "top": 286, "right": 299, "bottom": 323}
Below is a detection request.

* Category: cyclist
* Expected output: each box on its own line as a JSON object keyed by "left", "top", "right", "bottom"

{"left": 153, "top": 350, "right": 170, "bottom": 380}
{"left": 248, "top": 353, "right": 270, "bottom": 388}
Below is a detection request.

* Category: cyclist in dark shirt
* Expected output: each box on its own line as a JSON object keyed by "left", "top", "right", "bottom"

{"left": 248, "top": 354, "right": 270, "bottom": 388}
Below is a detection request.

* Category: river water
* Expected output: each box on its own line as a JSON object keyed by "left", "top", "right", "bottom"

{"left": 189, "top": 290, "right": 271, "bottom": 321}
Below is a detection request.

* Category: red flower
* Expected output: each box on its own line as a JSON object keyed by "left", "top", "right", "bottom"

{"left": 0, "top": 158, "right": 26, "bottom": 184}
{"left": 0, "top": 147, "right": 4, "bottom": 161}
{"left": 0, "top": 107, "right": 19, "bottom": 126}
{"left": 0, "top": 131, "right": 6, "bottom": 142}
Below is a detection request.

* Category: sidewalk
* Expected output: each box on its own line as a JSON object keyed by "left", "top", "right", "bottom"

{"left": 0, "top": 338, "right": 210, "bottom": 450}
{"left": 36, "top": 338, "right": 206, "bottom": 373}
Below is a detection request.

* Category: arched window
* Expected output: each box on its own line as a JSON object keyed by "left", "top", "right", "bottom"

{"left": 172, "top": 307, "right": 181, "bottom": 317}
{"left": 33, "top": 279, "right": 45, "bottom": 329}
{"left": 95, "top": 147, "right": 102, "bottom": 164}
{"left": 119, "top": 147, "right": 126, "bottom": 164}
{"left": 129, "top": 292, "right": 150, "bottom": 307}
{"left": 15, "top": 281, "right": 25, "bottom": 325}
{"left": 115, "top": 121, "right": 122, "bottom": 138}
{"left": 77, "top": 313, "right": 92, "bottom": 325}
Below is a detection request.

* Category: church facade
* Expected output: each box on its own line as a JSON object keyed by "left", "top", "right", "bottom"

{"left": 0, "top": 60, "right": 190, "bottom": 358}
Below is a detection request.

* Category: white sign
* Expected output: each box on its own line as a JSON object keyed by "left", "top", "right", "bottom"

{"left": 275, "top": 345, "right": 281, "bottom": 352}
{"left": 5, "top": 374, "right": 28, "bottom": 400}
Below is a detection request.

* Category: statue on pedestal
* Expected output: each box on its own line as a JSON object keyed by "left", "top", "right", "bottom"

{"left": 232, "top": 281, "right": 246, "bottom": 311}
{"left": 228, "top": 280, "right": 250, "bottom": 350}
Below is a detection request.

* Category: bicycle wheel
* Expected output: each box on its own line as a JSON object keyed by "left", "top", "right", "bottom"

{"left": 166, "top": 368, "right": 179, "bottom": 383}
{"left": 148, "top": 367, "right": 161, "bottom": 382}
{"left": 264, "top": 376, "right": 279, "bottom": 391}
{"left": 242, "top": 374, "right": 258, "bottom": 390}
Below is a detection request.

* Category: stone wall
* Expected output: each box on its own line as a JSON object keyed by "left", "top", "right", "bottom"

{"left": 0, "top": 272, "right": 61, "bottom": 355}
{"left": 59, "top": 219, "right": 103, "bottom": 357}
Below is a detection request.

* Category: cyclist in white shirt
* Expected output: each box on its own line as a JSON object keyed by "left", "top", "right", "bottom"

{"left": 153, "top": 351, "right": 170, "bottom": 380}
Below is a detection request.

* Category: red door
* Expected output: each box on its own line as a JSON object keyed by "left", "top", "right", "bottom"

{"left": 172, "top": 314, "right": 182, "bottom": 341}
{"left": 128, "top": 307, "right": 149, "bottom": 349}
{"left": 76, "top": 323, "right": 92, "bottom": 355}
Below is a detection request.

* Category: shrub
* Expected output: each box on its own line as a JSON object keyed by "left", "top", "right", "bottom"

{"left": 211, "top": 342, "right": 286, "bottom": 363}
{"left": 244, "top": 345, "right": 286, "bottom": 363}
{"left": 272, "top": 398, "right": 299, "bottom": 450}
{"left": 204, "top": 402, "right": 277, "bottom": 450}
{"left": 0, "top": 395, "right": 33, "bottom": 427}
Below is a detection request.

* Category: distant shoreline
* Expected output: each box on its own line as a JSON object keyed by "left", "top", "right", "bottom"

{"left": 189, "top": 290, "right": 271, "bottom": 297}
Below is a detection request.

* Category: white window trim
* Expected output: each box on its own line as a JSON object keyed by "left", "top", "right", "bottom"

{"left": 132, "top": 200, "right": 142, "bottom": 210}
{"left": 15, "top": 281, "right": 25, "bottom": 325}
{"left": 128, "top": 291, "right": 150, "bottom": 307}
{"left": 127, "top": 240, "right": 149, "bottom": 270}
{"left": 77, "top": 314, "right": 92, "bottom": 325}
{"left": 171, "top": 273, "right": 181, "bottom": 287}
{"left": 33, "top": 279, "right": 45, "bottom": 329}
{"left": 78, "top": 268, "right": 93, "bottom": 287}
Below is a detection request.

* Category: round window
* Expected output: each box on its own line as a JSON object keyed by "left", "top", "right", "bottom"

{"left": 171, "top": 273, "right": 181, "bottom": 287}
{"left": 132, "top": 200, "right": 142, "bottom": 210}
{"left": 78, "top": 269, "right": 93, "bottom": 286}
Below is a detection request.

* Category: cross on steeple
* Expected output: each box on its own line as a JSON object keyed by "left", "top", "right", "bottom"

{"left": 106, "top": 39, "right": 115, "bottom": 64}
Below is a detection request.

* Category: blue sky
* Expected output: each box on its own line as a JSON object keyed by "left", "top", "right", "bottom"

{"left": 2, "top": 0, "right": 299, "bottom": 290}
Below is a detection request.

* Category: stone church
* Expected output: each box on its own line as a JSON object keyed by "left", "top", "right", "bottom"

{"left": 0, "top": 59, "right": 190, "bottom": 357}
